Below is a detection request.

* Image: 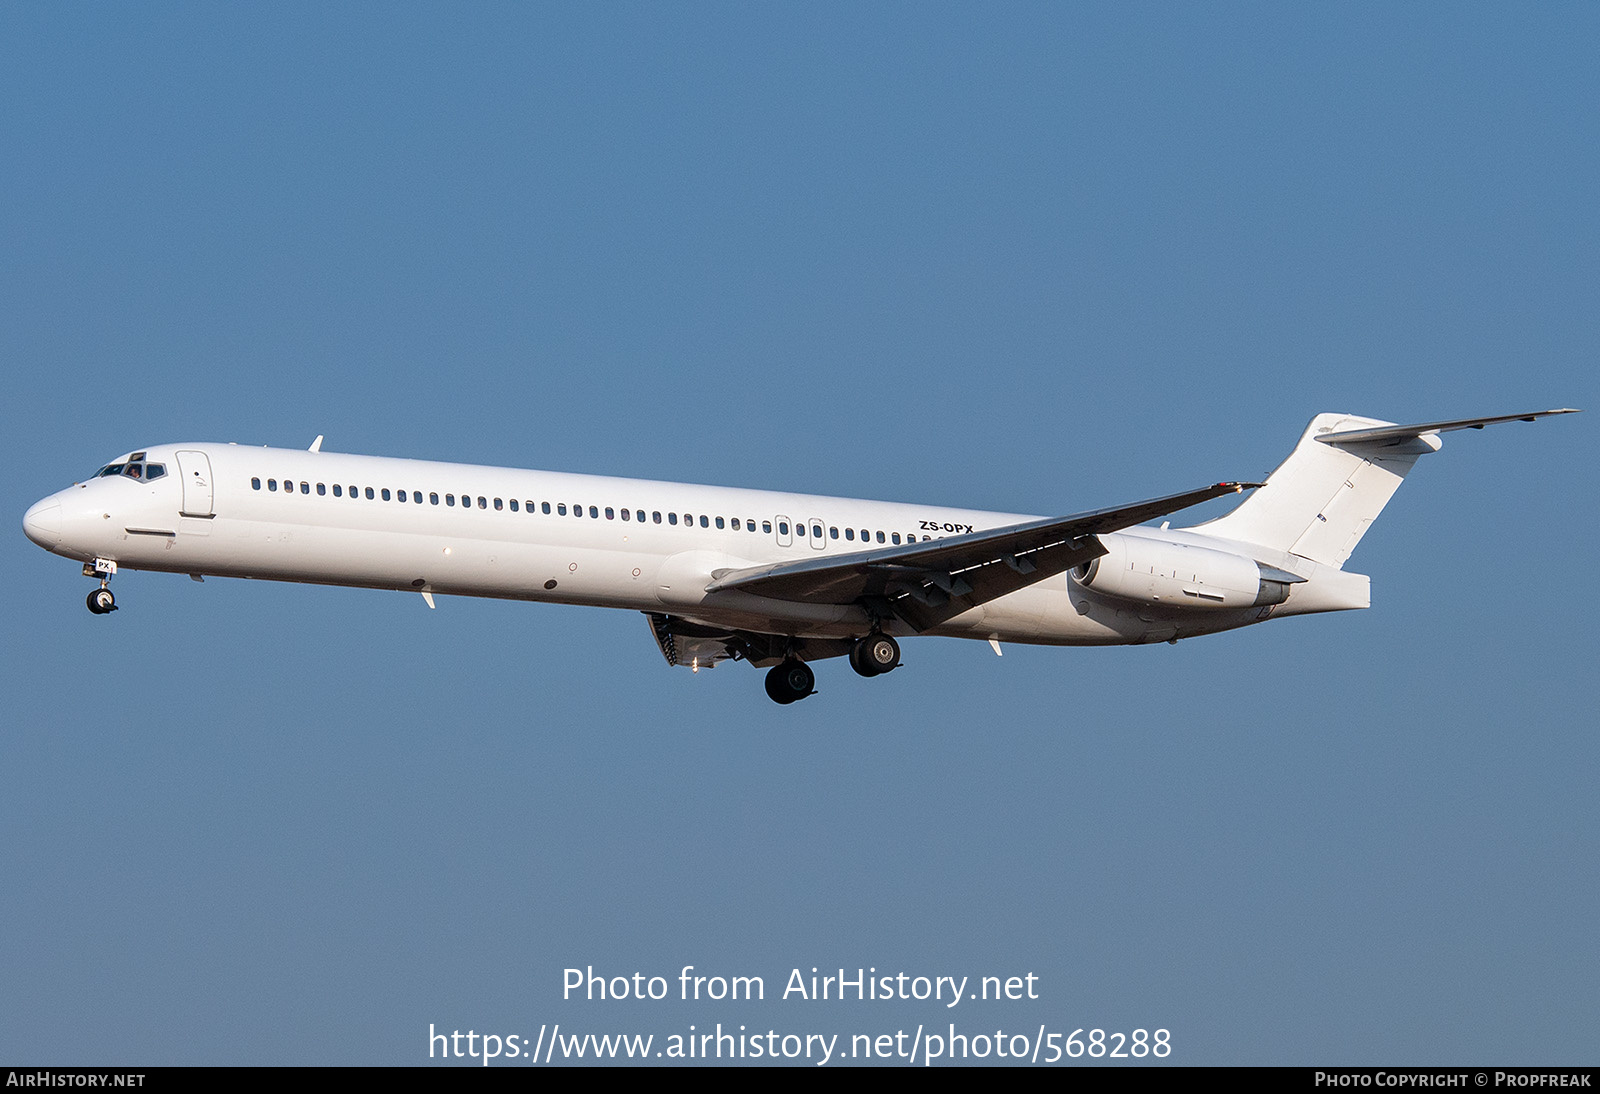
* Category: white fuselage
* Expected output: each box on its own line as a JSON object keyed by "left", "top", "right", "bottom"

{"left": 23, "top": 442, "right": 1365, "bottom": 650}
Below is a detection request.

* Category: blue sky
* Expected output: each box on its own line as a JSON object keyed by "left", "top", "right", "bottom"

{"left": 3, "top": 3, "right": 1595, "bottom": 1066}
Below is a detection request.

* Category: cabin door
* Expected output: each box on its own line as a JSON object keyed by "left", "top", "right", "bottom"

{"left": 176, "top": 451, "right": 215, "bottom": 518}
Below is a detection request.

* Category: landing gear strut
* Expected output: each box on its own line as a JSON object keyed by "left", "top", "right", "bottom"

{"left": 84, "top": 558, "right": 118, "bottom": 615}
{"left": 849, "top": 633, "right": 900, "bottom": 677}
{"left": 764, "top": 659, "right": 815, "bottom": 705}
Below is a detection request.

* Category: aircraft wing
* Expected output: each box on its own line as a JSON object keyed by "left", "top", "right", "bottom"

{"left": 705, "top": 480, "right": 1258, "bottom": 631}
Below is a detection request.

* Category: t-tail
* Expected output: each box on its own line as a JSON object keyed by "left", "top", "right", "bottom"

{"left": 1189, "top": 409, "right": 1579, "bottom": 570}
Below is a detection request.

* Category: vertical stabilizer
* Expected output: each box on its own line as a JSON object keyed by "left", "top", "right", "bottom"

{"left": 1189, "top": 414, "right": 1438, "bottom": 568}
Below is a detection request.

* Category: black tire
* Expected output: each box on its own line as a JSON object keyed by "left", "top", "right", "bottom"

{"left": 851, "top": 634, "right": 899, "bottom": 676}
{"left": 765, "top": 660, "right": 814, "bottom": 704}
{"left": 849, "top": 641, "right": 874, "bottom": 677}
{"left": 87, "top": 588, "right": 116, "bottom": 615}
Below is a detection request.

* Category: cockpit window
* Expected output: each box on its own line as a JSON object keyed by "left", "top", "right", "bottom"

{"left": 94, "top": 459, "right": 166, "bottom": 482}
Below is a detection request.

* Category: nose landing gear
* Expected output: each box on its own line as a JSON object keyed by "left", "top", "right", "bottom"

{"left": 83, "top": 558, "right": 118, "bottom": 615}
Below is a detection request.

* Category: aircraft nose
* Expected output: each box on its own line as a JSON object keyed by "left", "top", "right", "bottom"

{"left": 23, "top": 498, "right": 61, "bottom": 549}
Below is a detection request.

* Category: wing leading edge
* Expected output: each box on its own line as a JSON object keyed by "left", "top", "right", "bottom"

{"left": 704, "top": 480, "right": 1259, "bottom": 631}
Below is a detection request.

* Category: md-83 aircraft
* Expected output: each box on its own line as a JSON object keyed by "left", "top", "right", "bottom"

{"left": 23, "top": 410, "right": 1577, "bottom": 703}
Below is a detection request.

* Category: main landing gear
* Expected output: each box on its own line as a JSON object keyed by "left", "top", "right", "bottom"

{"left": 84, "top": 558, "right": 118, "bottom": 615}
{"left": 764, "top": 634, "right": 901, "bottom": 705}
{"left": 849, "top": 633, "right": 900, "bottom": 678}
{"left": 764, "top": 660, "right": 815, "bottom": 705}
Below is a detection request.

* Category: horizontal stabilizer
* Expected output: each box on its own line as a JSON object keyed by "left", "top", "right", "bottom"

{"left": 1316, "top": 409, "right": 1579, "bottom": 447}
{"left": 1194, "top": 408, "right": 1579, "bottom": 568}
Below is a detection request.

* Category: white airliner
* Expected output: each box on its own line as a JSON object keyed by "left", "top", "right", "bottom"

{"left": 23, "top": 410, "right": 1577, "bottom": 703}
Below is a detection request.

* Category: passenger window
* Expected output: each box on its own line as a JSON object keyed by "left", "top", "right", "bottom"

{"left": 620, "top": 508, "right": 630, "bottom": 521}
{"left": 812, "top": 525, "right": 823, "bottom": 539}
{"left": 877, "top": 531, "right": 885, "bottom": 543}
{"left": 558, "top": 503, "right": 568, "bottom": 515}
{"left": 892, "top": 532, "right": 901, "bottom": 544}
{"left": 332, "top": 484, "right": 342, "bottom": 497}
{"left": 509, "top": 499, "right": 518, "bottom": 512}
{"left": 430, "top": 493, "right": 439, "bottom": 505}
{"left": 844, "top": 528, "right": 854, "bottom": 540}
{"left": 366, "top": 487, "right": 375, "bottom": 500}
{"left": 589, "top": 506, "right": 598, "bottom": 518}
{"left": 398, "top": 490, "right": 407, "bottom": 503}
{"left": 268, "top": 479, "right": 277, "bottom": 491}
{"left": 668, "top": 513, "right": 678, "bottom": 525}
{"left": 605, "top": 507, "right": 614, "bottom": 520}
{"left": 714, "top": 516, "right": 724, "bottom": 529}
{"left": 765, "top": 521, "right": 773, "bottom": 534}
{"left": 478, "top": 497, "right": 487, "bottom": 509}
{"left": 381, "top": 489, "right": 391, "bottom": 501}
{"left": 494, "top": 498, "right": 503, "bottom": 510}
{"left": 700, "top": 515, "right": 709, "bottom": 528}
{"left": 446, "top": 494, "right": 455, "bottom": 506}
{"left": 541, "top": 502, "right": 551, "bottom": 514}
{"left": 251, "top": 477, "right": 261, "bottom": 490}
{"left": 653, "top": 511, "right": 662, "bottom": 524}
{"left": 636, "top": 510, "right": 645, "bottom": 523}
{"left": 300, "top": 482, "right": 310, "bottom": 494}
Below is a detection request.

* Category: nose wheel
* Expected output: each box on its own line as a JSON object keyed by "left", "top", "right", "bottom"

{"left": 83, "top": 558, "right": 119, "bottom": 614}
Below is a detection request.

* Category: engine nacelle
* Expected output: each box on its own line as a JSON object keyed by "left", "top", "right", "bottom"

{"left": 1071, "top": 535, "right": 1291, "bottom": 610}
